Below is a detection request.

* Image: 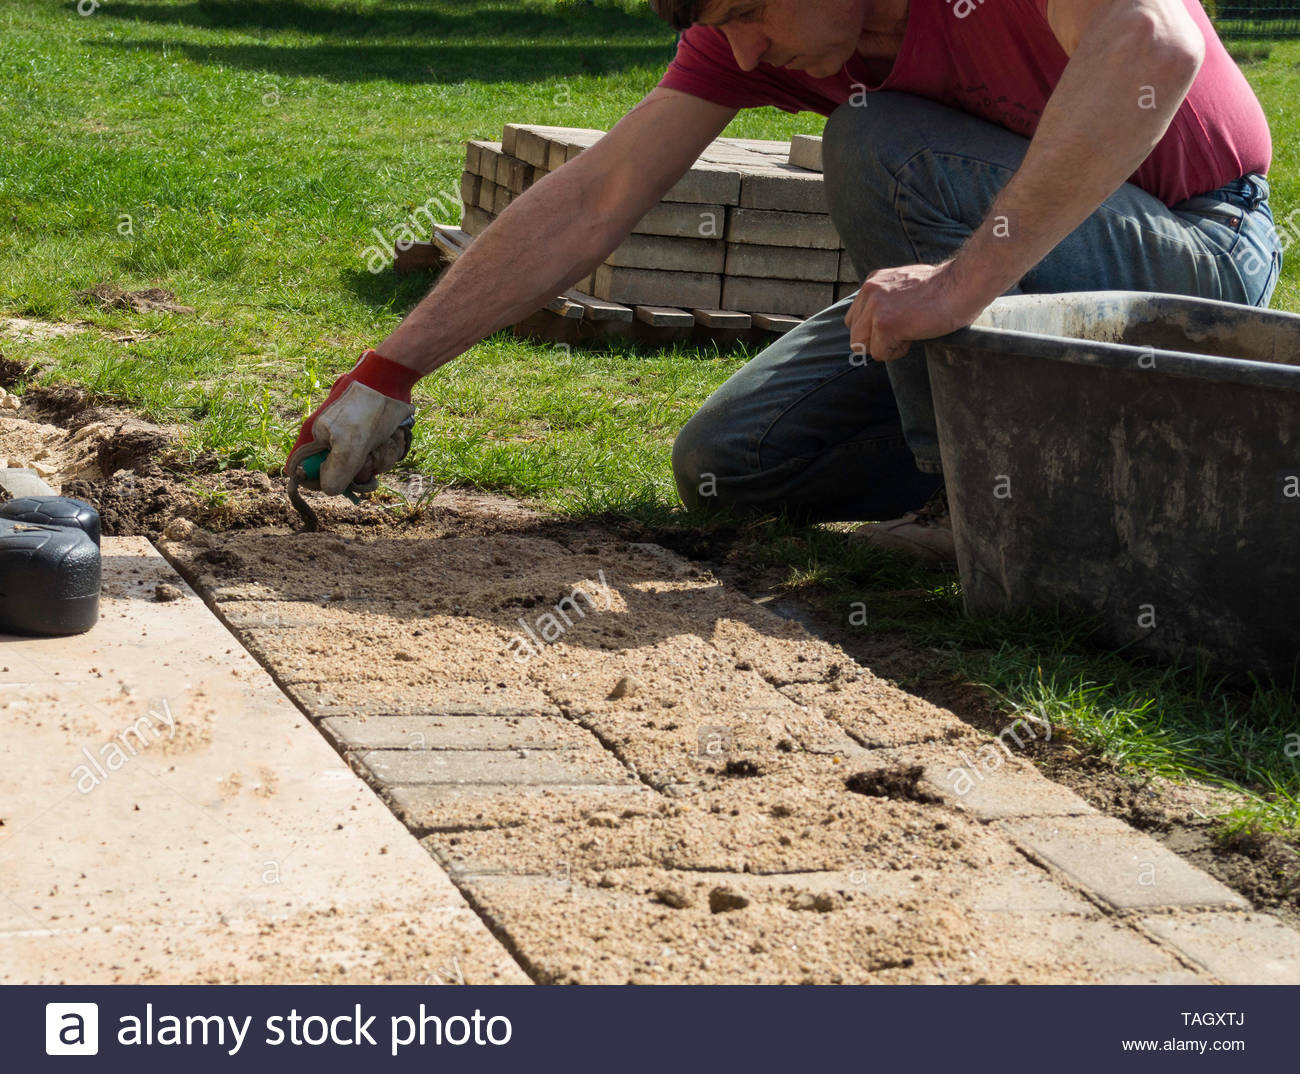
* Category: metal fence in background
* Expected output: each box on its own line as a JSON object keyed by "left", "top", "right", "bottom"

{"left": 1207, "top": 0, "right": 1300, "bottom": 37}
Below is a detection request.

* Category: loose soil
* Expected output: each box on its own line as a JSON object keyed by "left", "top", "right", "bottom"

{"left": 624, "top": 524, "right": 1300, "bottom": 932}
{"left": 3, "top": 380, "right": 1297, "bottom": 978}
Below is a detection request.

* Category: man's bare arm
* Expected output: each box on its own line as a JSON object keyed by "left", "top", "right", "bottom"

{"left": 848, "top": 0, "right": 1205, "bottom": 359}
{"left": 949, "top": 0, "right": 1205, "bottom": 302}
{"left": 378, "top": 89, "right": 738, "bottom": 375}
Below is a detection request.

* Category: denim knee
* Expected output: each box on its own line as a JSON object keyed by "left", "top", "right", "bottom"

{"left": 672, "top": 407, "right": 732, "bottom": 512}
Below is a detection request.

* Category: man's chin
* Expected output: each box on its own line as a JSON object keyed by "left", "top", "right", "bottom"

{"left": 804, "top": 59, "right": 843, "bottom": 78}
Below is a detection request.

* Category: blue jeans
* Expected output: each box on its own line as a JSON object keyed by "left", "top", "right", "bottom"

{"left": 673, "top": 92, "right": 1283, "bottom": 521}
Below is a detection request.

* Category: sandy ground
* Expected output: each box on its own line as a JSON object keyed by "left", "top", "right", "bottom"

{"left": 157, "top": 521, "right": 1234, "bottom": 983}
{"left": 2, "top": 382, "right": 1295, "bottom": 984}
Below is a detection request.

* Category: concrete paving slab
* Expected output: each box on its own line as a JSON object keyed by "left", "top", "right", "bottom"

{"left": 1001, "top": 815, "right": 1251, "bottom": 911}
{"left": 738, "top": 167, "right": 830, "bottom": 213}
{"left": 389, "top": 783, "right": 653, "bottom": 831}
{"left": 0, "top": 538, "right": 526, "bottom": 984}
{"left": 788, "top": 134, "right": 824, "bottom": 172}
{"left": 288, "top": 680, "right": 560, "bottom": 718}
{"left": 633, "top": 200, "right": 728, "bottom": 239}
{"left": 358, "top": 746, "right": 634, "bottom": 787}
{"left": 321, "top": 713, "right": 592, "bottom": 751}
{"left": 721, "top": 275, "right": 834, "bottom": 318}
{"left": 0, "top": 908, "right": 518, "bottom": 985}
{"left": 726, "top": 207, "right": 842, "bottom": 249}
{"left": 970, "top": 912, "right": 1204, "bottom": 984}
{"left": 1142, "top": 912, "right": 1300, "bottom": 984}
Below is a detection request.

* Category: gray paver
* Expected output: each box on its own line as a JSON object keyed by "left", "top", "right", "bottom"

{"left": 511, "top": 127, "right": 551, "bottom": 169}
{"left": 721, "top": 276, "right": 834, "bottom": 317}
{"left": 739, "top": 167, "right": 829, "bottom": 213}
{"left": 1142, "top": 912, "right": 1300, "bottom": 983}
{"left": 663, "top": 165, "right": 742, "bottom": 205}
{"left": 475, "top": 179, "right": 498, "bottom": 211}
{"left": 474, "top": 143, "right": 503, "bottom": 180}
{"left": 829, "top": 741, "right": 1097, "bottom": 818}
{"left": 725, "top": 243, "right": 840, "bottom": 282}
{"left": 975, "top": 912, "right": 1206, "bottom": 984}
{"left": 1001, "top": 815, "right": 1251, "bottom": 911}
{"left": 491, "top": 182, "right": 512, "bottom": 215}
{"left": 358, "top": 747, "right": 634, "bottom": 787}
{"left": 726, "top": 207, "right": 842, "bottom": 249}
{"left": 286, "top": 680, "right": 560, "bottom": 718}
{"left": 593, "top": 265, "right": 722, "bottom": 309}
{"left": 459, "top": 170, "right": 480, "bottom": 211}
{"left": 632, "top": 201, "right": 727, "bottom": 239}
{"left": 922, "top": 754, "right": 1096, "bottom": 820}
{"left": 605, "top": 234, "right": 726, "bottom": 273}
{"left": 461, "top": 205, "right": 493, "bottom": 237}
{"left": 788, "top": 134, "right": 824, "bottom": 172}
{"left": 391, "top": 783, "right": 650, "bottom": 831}
{"left": 321, "top": 714, "right": 592, "bottom": 751}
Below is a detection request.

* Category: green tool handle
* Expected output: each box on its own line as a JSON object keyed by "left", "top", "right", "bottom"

{"left": 298, "top": 451, "right": 362, "bottom": 504}
{"left": 300, "top": 452, "right": 326, "bottom": 482}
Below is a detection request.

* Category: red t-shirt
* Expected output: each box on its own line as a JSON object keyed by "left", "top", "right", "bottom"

{"left": 658, "top": 0, "right": 1270, "bottom": 206}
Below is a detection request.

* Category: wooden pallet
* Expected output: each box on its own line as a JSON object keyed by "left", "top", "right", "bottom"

{"left": 397, "top": 225, "right": 805, "bottom": 348}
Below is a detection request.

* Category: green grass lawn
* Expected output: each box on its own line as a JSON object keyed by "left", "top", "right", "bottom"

{"left": 2, "top": 0, "right": 1297, "bottom": 839}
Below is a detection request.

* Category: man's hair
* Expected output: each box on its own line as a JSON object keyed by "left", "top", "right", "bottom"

{"left": 649, "top": 1, "right": 697, "bottom": 32}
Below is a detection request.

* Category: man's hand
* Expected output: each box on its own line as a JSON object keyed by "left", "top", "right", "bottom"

{"left": 844, "top": 261, "right": 993, "bottom": 362}
{"left": 285, "top": 349, "right": 419, "bottom": 495}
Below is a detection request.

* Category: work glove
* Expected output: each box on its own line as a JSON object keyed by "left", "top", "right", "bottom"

{"left": 285, "top": 349, "right": 420, "bottom": 495}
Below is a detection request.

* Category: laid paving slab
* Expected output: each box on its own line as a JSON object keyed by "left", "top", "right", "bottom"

{"left": 1001, "top": 815, "right": 1252, "bottom": 911}
{"left": 0, "top": 538, "right": 526, "bottom": 984}
{"left": 389, "top": 783, "right": 654, "bottom": 832}
{"left": 970, "top": 912, "right": 1204, "bottom": 985}
{"left": 357, "top": 746, "right": 633, "bottom": 787}
{"left": 290, "top": 680, "right": 560, "bottom": 718}
{"left": 321, "top": 713, "right": 593, "bottom": 751}
{"left": 1142, "top": 912, "right": 1300, "bottom": 984}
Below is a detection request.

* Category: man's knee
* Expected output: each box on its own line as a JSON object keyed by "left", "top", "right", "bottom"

{"left": 671, "top": 407, "right": 729, "bottom": 512}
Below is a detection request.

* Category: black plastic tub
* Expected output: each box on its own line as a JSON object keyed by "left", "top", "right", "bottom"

{"left": 927, "top": 291, "right": 1300, "bottom": 685}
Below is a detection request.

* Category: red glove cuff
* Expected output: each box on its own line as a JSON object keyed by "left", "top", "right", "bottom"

{"left": 349, "top": 349, "right": 422, "bottom": 403}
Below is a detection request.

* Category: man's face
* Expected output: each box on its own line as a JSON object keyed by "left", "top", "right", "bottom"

{"left": 694, "top": 0, "right": 870, "bottom": 78}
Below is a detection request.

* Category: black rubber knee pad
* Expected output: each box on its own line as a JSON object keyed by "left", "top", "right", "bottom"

{"left": 0, "top": 495, "right": 102, "bottom": 546}
{"left": 0, "top": 518, "right": 101, "bottom": 636}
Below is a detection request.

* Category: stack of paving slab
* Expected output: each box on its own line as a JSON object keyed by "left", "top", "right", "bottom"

{"left": 416, "top": 126, "right": 857, "bottom": 343}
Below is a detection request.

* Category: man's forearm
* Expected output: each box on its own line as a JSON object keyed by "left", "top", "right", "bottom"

{"left": 950, "top": 0, "right": 1204, "bottom": 304}
{"left": 377, "top": 167, "right": 622, "bottom": 375}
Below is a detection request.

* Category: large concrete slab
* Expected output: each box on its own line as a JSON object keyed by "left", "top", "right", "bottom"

{"left": 0, "top": 538, "right": 527, "bottom": 984}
